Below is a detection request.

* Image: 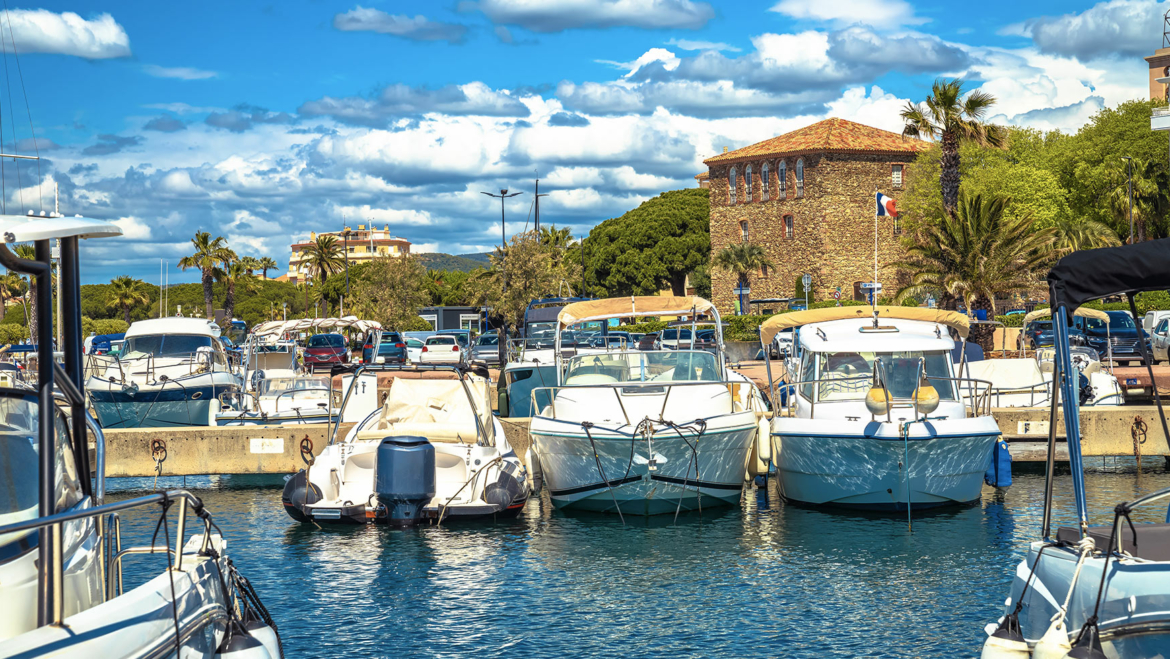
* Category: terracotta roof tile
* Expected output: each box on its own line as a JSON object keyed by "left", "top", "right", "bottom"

{"left": 703, "top": 117, "right": 930, "bottom": 165}
{"left": 694, "top": 171, "right": 709, "bottom": 180}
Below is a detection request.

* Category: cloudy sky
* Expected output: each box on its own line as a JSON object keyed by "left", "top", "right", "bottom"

{"left": 0, "top": 0, "right": 1161, "bottom": 282}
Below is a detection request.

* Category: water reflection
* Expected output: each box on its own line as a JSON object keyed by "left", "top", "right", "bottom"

{"left": 99, "top": 460, "right": 1170, "bottom": 658}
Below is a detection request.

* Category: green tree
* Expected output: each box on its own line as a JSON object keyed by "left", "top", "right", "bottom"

{"left": 13, "top": 244, "right": 40, "bottom": 343}
{"left": 713, "top": 243, "right": 773, "bottom": 315}
{"left": 351, "top": 256, "right": 432, "bottom": 331}
{"left": 300, "top": 234, "right": 344, "bottom": 285}
{"left": 1052, "top": 217, "right": 1121, "bottom": 254}
{"left": 238, "top": 256, "right": 260, "bottom": 276}
{"left": 216, "top": 260, "right": 259, "bottom": 322}
{"left": 586, "top": 189, "right": 709, "bottom": 297}
{"left": 470, "top": 231, "right": 582, "bottom": 329}
{"left": 1108, "top": 157, "right": 1169, "bottom": 243}
{"left": 257, "top": 256, "right": 278, "bottom": 280}
{"left": 900, "top": 78, "right": 1006, "bottom": 216}
{"left": 105, "top": 276, "right": 150, "bottom": 324}
{"left": 177, "top": 232, "right": 235, "bottom": 319}
{"left": 893, "top": 192, "right": 1055, "bottom": 349}
{"left": 0, "top": 272, "right": 23, "bottom": 322}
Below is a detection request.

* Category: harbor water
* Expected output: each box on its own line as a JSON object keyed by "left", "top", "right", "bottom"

{"left": 109, "top": 461, "right": 1170, "bottom": 658}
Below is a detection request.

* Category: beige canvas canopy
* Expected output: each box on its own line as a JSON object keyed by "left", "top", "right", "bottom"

{"left": 758, "top": 305, "right": 970, "bottom": 345}
{"left": 1022, "top": 307, "right": 1109, "bottom": 324}
{"left": 557, "top": 296, "right": 717, "bottom": 330}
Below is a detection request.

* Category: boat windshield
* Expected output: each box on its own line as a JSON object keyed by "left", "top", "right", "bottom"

{"left": 260, "top": 377, "right": 331, "bottom": 397}
{"left": 799, "top": 350, "right": 956, "bottom": 402}
{"left": 563, "top": 350, "right": 721, "bottom": 384}
{"left": 0, "top": 393, "right": 81, "bottom": 536}
{"left": 123, "top": 334, "right": 214, "bottom": 358}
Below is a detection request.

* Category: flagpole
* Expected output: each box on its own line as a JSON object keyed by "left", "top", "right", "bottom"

{"left": 874, "top": 189, "right": 878, "bottom": 310}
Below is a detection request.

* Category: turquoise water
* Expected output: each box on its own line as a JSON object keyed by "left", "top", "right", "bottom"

{"left": 109, "top": 460, "right": 1170, "bottom": 658}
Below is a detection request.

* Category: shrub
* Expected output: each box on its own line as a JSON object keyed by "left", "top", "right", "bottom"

{"left": 0, "top": 324, "right": 28, "bottom": 344}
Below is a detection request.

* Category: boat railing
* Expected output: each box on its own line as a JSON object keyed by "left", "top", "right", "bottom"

{"left": 0, "top": 488, "right": 213, "bottom": 626}
{"left": 218, "top": 389, "right": 258, "bottom": 413}
{"left": 95, "top": 350, "right": 230, "bottom": 383}
{"left": 530, "top": 379, "right": 744, "bottom": 425}
{"left": 775, "top": 371, "right": 995, "bottom": 419}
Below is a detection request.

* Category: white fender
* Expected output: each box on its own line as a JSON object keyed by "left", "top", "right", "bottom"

{"left": 980, "top": 634, "right": 1030, "bottom": 659}
{"left": 757, "top": 416, "right": 771, "bottom": 463}
{"left": 1032, "top": 617, "right": 1071, "bottom": 659}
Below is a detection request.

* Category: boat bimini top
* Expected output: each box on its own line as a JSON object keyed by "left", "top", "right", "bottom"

{"left": 1021, "top": 306, "right": 1109, "bottom": 325}
{"left": 758, "top": 305, "right": 970, "bottom": 345}
{"left": 252, "top": 316, "right": 382, "bottom": 337}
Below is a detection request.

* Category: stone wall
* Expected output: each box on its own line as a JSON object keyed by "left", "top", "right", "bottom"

{"left": 708, "top": 151, "right": 916, "bottom": 314}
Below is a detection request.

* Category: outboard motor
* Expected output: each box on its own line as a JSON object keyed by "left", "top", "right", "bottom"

{"left": 375, "top": 436, "right": 435, "bottom": 526}
{"left": 483, "top": 461, "right": 524, "bottom": 509}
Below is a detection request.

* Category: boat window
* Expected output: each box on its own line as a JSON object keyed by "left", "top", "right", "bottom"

{"left": 811, "top": 351, "right": 955, "bottom": 402}
{"left": 261, "top": 377, "right": 330, "bottom": 396}
{"left": 563, "top": 350, "right": 720, "bottom": 384}
{"left": 0, "top": 394, "right": 81, "bottom": 533}
{"left": 308, "top": 334, "right": 345, "bottom": 348}
{"left": 799, "top": 349, "right": 814, "bottom": 400}
{"left": 123, "top": 334, "right": 213, "bottom": 357}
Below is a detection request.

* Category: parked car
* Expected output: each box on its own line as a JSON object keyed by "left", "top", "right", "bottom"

{"left": 1018, "top": 321, "right": 1086, "bottom": 350}
{"left": 694, "top": 329, "right": 717, "bottom": 352}
{"left": 471, "top": 331, "right": 501, "bottom": 364}
{"left": 404, "top": 337, "right": 424, "bottom": 363}
{"left": 1073, "top": 310, "right": 1150, "bottom": 365}
{"left": 304, "top": 333, "right": 350, "bottom": 372}
{"left": 771, "top": 329, "right": 794, "bottom": 359}
{"left": 1144, "top": 309, "right": 1170, "bottom": 334}
{"left": 439, "top": 329, "right": 472, "bottom": 349}
{"left": 589, "top": 331, "right": 631, "bottom": 349}
{"left": 636, "top": 333, "right": 661, "bottom": 351}
{"left": 659, "top": 328, "right": 693, "bottom": 350}
{"left": 420, "top": 334, "right": 466, "bottom": 364}
{"left": 1152, "top": 318, "right": 1170, "bottom": 364}
{"left": 362, "top": 331, "right": 407, "bottom": 364}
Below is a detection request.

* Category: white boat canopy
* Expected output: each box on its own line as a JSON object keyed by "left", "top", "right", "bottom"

{"left": 759, "top": 305, "right": 970, "bottom": 344}
{"left": 557, "top": 295, "right": 717, "bottom": 329}
{"left": 0, "top": 213, "right": 123, "bottom": 242}
{"left": 1022, "top": 307, "right": 1109, "bottom": 324}
{"left": 252, "top": 317, "right": 382, "bottom": 337}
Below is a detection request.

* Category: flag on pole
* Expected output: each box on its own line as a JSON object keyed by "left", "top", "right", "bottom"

{"left": 876, "top": 192, "right": 897, "bottom": 217}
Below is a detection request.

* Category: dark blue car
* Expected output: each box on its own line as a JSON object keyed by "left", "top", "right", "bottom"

{"left": 1073, "top": 310, "right": 1150, "bottom": 364}
{"left": 1020, "top": 320, "right": 1086, "bottom": 350}
{"left": 362, "top": 331, "right": 407, "bottom": 364}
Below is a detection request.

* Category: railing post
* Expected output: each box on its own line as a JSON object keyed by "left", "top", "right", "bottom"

{"left": 174, "top": 497, "right": 187, "bottom": 571}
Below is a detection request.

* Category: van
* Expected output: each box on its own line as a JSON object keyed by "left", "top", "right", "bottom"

{"left": 1144, "top": 310, "right": 1170, "bottom": 335}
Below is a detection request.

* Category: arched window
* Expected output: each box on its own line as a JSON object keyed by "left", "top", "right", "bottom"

{"left": 761, "top": 162, "right": 770, "bottom": 201}
{"left": 744, "top": 165, "right": 753, "bottom": 202}
{"left": 761, "top": 263, "right": 769, "bottom": 277}
{"left": 795, "top": 159, "right": 804, "bottom": 197}
{"left": 784, "top": 215, "right": 794, "bottom": 239}
{"left": 740, "top": 221, "right": 749, "bottom": 242}
{"left": 728, "top": 166, "right": 737, "bottom": 203}
{"left": 778, "top": 160, "right": 786, "bottom": 196}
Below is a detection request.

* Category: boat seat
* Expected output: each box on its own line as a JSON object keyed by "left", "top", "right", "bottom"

{"left": 1081, "top": 361, "right": 1101, "bottom": 375}
{"left": 1057, "top": 524, "right": 1170, "bottom": 562}
{"left": 355, "top": 421, "right": 479, "bottom": 444}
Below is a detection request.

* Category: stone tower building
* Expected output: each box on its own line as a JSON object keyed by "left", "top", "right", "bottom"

{"left": 703, "top": 118, "right": 930, "bottom": 315}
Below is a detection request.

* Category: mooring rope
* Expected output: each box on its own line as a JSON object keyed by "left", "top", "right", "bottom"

{"left": 581, "top": 421, "right": 624, "bottom": 525}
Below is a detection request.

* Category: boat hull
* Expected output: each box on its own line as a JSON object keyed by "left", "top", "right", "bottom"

{"left": 87, "top": 379, "right": 239, "bottom": 428}
{"left": 530, "top": 421, "right": 757, "bottom": 515}
{"left": 772, "top": 417, "right": 1000, "bottom": 510}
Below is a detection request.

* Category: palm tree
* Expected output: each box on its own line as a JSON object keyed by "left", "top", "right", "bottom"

{"left": 300, "top": 234, "right": 344, "bottom": 285}
{"left": 1108, "top": 157, "right": 1169, "bottom": 243}
{"left": 239, "top": 256, "right": 261, "bottom": 276}
{"left": 258, "top": 256, "right": 278, "bottom": 280}
{"left": 13, "top": 244, "right": 39, "bottom": 343}
{"left": 177, "top": 232, "right": 236, "bottom": 319}
{"left": 893, "top": 192, "right": 1056, "bottom": 349}
{"left": 215, "top": 260, "right": 258, "bottom": 322}
{"left": 0, "top": 272, "right": 23, "bottom": 322}
{"left": 900, "top": 78, "right": 1006, "bottom": 217}
{"left": 713, "top": 243, "right": 774, "bottom": 315}
{"left": 1053, "top": 217, "right": 1121, "bottom": 254}
{"left": 106, "top": 275, "right": 150, "bottom": 324}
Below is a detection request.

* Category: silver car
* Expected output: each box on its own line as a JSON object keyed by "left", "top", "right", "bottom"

{"left": 471, "top": 332, "right": 501, "bottom": 365}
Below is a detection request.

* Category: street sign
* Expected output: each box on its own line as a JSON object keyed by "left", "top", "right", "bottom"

{"left": 860, "top": 282, "right": 882, "bottom": 291}
{"left": 832, "top": 290, "right": 841, "bottom": 300}
{"left": 733, "top": 286, "right": 751, "bottom": 295}
{"left": 801, "top": 273, "right": 812, "bottom": 288}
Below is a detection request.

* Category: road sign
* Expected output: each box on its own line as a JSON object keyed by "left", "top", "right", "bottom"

{"left": 860, "top": 282, "right": 882, "bottom": 291}
{"left": 832, "top": 290, "right": 841, "bottom": 300}
{"left": 801, "top": 273, "right": 812, "bottom": 288}
{"left": 733, "top": 286, "right": 751, "bottom": 295}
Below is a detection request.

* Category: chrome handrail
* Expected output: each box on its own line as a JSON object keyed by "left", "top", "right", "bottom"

{"left": 774, "top": 373, "right": 995, "bottom": 418}
{"left": 531, "top": 378, "right": 743, "bottom": 422}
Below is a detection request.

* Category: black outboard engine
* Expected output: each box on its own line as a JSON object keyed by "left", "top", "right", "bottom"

{"left": 483, "top": 461, "right": 524, "bottom": 509}
{"left": 375, "top": 436, "right": 435, "bottom": 526}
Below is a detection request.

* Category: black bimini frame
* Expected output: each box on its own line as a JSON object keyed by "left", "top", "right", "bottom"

{"left": 0, "top": 232, "right": 91, "bottom": 626}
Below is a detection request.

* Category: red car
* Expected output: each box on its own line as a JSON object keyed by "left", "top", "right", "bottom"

{"left": 304, "top": 333, "right": 349, "bottom": 372}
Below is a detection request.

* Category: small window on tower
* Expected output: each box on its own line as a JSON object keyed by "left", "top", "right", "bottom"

{"left": 892, "top": 164, "right": 904, "bottom": 189}
{"left": 893, "top": 217, "right": 902, "bottom": 235}
{"left": 795, "top": 159, "right": 805, "bottom": 197}
{"left": 761, "top": 264, "right": 769, "bottom": 277}
{"left": 728, "top": 166, "right": 737, "bottom": 203}
{"left": 784, "top": 215, "right": 794, "bottom": 238}
{"left": 745, "top": 165, "right": 753, "bottom": 202}
{"left": 740, "top": 221, "right": 749, "bottom": 242}
{"left": 778, "top": 160, "right": 786, "bottom": 195}
{"left": 761, "top": 162, "right": 770, "bottom": 201}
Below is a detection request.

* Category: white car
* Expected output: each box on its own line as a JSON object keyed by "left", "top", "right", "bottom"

{"left": 659, "top": 328, "right": 693, "bottom": 350}
{"left": 1152, "top": 318, "right": 1170, "bottom": 364}
{"left": 405, "top": 337, "right": 424, "bottom": 363}
{"left": 770, "top": 329, "right": 794, "bottom": 359}
{"left": 420, "top": 335, "right": 465, "bottom": 364}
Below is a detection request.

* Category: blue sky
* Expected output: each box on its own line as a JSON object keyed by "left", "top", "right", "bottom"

{"left": 0, "top": 0, "right": 1161, "bottom": 282}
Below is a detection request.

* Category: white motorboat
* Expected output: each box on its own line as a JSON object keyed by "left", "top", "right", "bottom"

{"left": 0, "top": 214, "right": 281, "bottom": 658}
{"left": 762, "top": 306, "right": 1002, "bottom": 511}
{"left": 983, "top": 240, "right": 1170, "bottom": 658}
{"left": 282, "top": 364, "right": 531, "bottom": 525}
{"left": 216, "top": 375, "right": 337, "bottom": 426}
{"left": 528, "top": 296, "right": 768, "bottom": 516}
{"left": 85, "top": 317, "right": 243, "bottom": 428}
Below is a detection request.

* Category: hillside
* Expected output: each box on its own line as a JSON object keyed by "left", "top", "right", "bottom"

{"left": 417, "top": 252, "right": 489, "bottom": 272}
{"left": 456, "top": 252, "right": 492, "bottom": 263}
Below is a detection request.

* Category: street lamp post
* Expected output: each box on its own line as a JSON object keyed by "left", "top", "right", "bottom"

{"left": 1122, "top": 156, "right": 1134, "bottom": 244}
{"left": 482, "top": 189, "right": 522, "bottom": 365}
{"left": 342, "top": 227, "right": 352, "bottom": 301}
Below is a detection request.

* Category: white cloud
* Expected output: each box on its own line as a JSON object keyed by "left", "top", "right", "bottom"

{"left": 143, "top": 65, "right": 218, "bottom": 80}
{"left": 769, "top": 0, "right": 927, "bottom": 28}
{"left": 333, "top": 7, "right": 467, "bottom": 43}
{"left": 300, "top": 82, "right": 530, "bottom": 126}
{"left": 2, "top": 9, "right": 129, "bottom": 58}
{"left": 143, "top": 102, "right": 224, "bottom": 114}
{"left": 667, "top": 38, "right": 741, "bottom": 52}
{"left": 113, "top": 216, "right": 151, "bottom": 240}
{"left": 597, "top": 47, "right": 680, "bottom": 77}
{"left": 1017, "top": 0, "right": 1169, "bottom": 61}
{"left": 467, "top": 0, "right": 715, "bottom": 32}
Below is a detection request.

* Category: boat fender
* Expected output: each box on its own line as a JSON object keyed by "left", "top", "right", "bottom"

{"left": 984, "top": 440, "right": 1012, "bottom": 488}
{"left": 484, "top": 461, "right": 524, "bottom": 507}
{"left": 980, "top": 616, "right": 1030, "bottom": 659}
{"left": 1032, "top": 617, "right": 1071, "bottom": 659}
{"left": 280, "top": 470, "right": 322, "bottom": 523}
{"left": 757, "top": 417, "right": 771, "bottom": 463}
